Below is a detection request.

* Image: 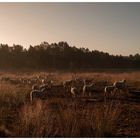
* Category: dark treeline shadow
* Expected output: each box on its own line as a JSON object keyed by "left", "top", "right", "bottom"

{"left": 0, "top": 41, "right": 140, "bottom": 71}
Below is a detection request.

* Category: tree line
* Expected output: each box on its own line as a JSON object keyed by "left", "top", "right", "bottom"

{"left": 0, "top": 41, "right": 140, "bottom": 70}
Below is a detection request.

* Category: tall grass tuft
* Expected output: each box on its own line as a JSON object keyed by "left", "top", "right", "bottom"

{"left": 14, "top": 98, "right": 121, "bottom": 137}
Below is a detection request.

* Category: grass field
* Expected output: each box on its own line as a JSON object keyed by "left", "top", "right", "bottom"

{"left": 0, "top": 71, "right": 140, "bottom": 137}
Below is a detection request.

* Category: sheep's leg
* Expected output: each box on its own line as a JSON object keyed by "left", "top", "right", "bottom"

{"left": 109, "top": 91, "right": 112, "bottom": 98}
{"left": 104, "top": 92, "right": 107, "bottom": 105}
{"left": 113, "top": 88, "right": 118, "bottom": 98}
{"left": 72, "top": 93, "right": 75, "bottom": 98}
{"left": 30, "top": 92, "right": 33, "bottom": 102}
{"left": 111, "top": 90, "right": 115, "bottom": 98}
{"left": 86, "top": 92, "right": 89, "bottom": 97}
{"left": 115, "top": 89, "right": 120, "bottom": 99}
{"left": 104, "top": 92, "right": 106, "bottom": 99}
{"left": 89, "top": 91, "right": 91, "bottom": 97}
{"left": 83, "top": 92, "right": 85, "bottom": 97}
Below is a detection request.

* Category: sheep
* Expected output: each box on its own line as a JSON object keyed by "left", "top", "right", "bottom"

{"left": 27, "top": 79, "right": 32, "bottom": 85}
{"left": 104, "top": 85, "right": 115, "bottom": 94}
{"left": 63, "top": 80, "right": 74, "bottom": 88}
{"left": 30, "top": 88, "right": 48, "bottom": 102}
{"left": 41, "top": 79, "right": 47, "bottom": 84}
{"left": 74, "top": 78, "right": 84, "bottom": 87}
{"left": 41, "top": 79, "right": 53, "bottom": 86}
{"left": 37, "top": 75, "right": 42, "bottom": 80}
{"left": 104, "top": 85, "right": 116, "bottom": 98}
{"left": 22, "top": 79, "right": 28, "bottom": 84}
{"left": 83, "top": 83, "right": 95, "bottom": 97}
{"left": 19, "top": 78, "right": 23, "bottom": 84}
{"left": 48, "top": 80, "right": 54, "bottom": 86}
{"left": 83, "top": 79, "right": 93, "bottom": 85}
{"left": 9, "top": 78, "right": 20, "bottom": 85}
{"left": 32, "top": 84, "right": 39, "bottom": 90}
{"left": 70, "top": 86, "right": 79, "bottom": 98}
{"left": 39, "top": 84, "right": 49, "bottom": 91}
{"left": 30, "top": 78, "right": 40, "bottom": 84}
{"left": 1, "top": 77, "right": 10, "bottom": 82}
{"left": 113, "top": 79, "right": 127, "bottom": 92}
{"left": 20, "top": 78, "right": 29, "bottom": 84}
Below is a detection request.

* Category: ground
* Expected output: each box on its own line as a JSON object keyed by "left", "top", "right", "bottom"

{"left": 0, "top": 70, "right": 139, "bottom": 137}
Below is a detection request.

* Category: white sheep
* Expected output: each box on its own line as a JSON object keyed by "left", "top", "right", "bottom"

{"left": 83, "top": 83, "right": 95, "bottom": 97}
{"left": 113, "top": 79, "right": 127, "bottom": 92}
{"left": 30, "top": 77, "right": 39, "bottom": 84}
{"left": 104, "top": 85, "right": 115, "bottom": 94}
{"left": 70, "top": 86, "right": 79, "bottom": 98}
{"left": 30, "top": 88, "right": 47, "bottom": 102}
{"left": 104, "top": 85, "right": 116, "bottom": 98}
{"left": 39, "top": 84, "right": 49, "bottom": 91}
{"left": 48, "top": 80, "right": 54, "bottom": 86}
{"left": 41, "top": 79, "right": 47, "bottom": 84}
{"left": 22, "top": 79, "right": 28, "bottom": 84}
{"left": 63, "top": 80, "right": 74, "bottom": 88}
{"left": 32, "top": 84, "right": 39, "bottom": 90}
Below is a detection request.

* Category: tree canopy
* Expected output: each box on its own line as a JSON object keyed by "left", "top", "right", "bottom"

{"left": 0, "top": 41, "right": 140, "bottom": 71}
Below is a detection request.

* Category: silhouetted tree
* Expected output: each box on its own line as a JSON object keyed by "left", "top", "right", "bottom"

{"left": 0, "top": 42, "right": 139, "bottom": 70}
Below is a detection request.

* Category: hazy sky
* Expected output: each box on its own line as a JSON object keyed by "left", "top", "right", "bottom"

{"left": 0, "top": 3, "right": 140, "bottom": 56}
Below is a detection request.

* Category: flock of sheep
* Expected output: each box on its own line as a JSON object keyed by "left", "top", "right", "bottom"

{"left": 29, "top": 78, "right": 128, "bottom": 102}
{"left": 0, "top": 75, "right": 128, "bottom": 102}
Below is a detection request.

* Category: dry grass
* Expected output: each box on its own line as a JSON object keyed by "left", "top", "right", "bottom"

{"left": 0, "top": 71, "right": 139, "bottom": 137}
{"left": 13, "top": 99, "right": 121, "bottom": 137}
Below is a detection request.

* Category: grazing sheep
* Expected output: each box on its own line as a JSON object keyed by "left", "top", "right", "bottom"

{"left": 30, "top": 88, "right": 48, "bottom": 102}
{"left": 63, "top": 80, "right": 74, "bottom": 88}
{"left": 37, "top": 75, "right": 41, "bottom": 79}
{"left": 19, "top": 78, "right": 23, "bottom": 84}
{"left": 9, "top": 79, "right": 20, "bottom": 85}
{"left": 74, "top": 78, "right": 84, "bottom": 87}
{"left": 32, "top": 84, "right": 39, "bottom": 90}
{"left": 39, "top": 81, "right": 53, "bottom": 95}
{"left": 104, "top": 85, "right": 115, "bottom": 94}
{"left": 113, "top": 79, "right": 127, "bottom": 92}
{"left": 83, "top": 79, "right": 93, "bottom": 85}
{"left": 48, "top": 80, "right": 54, "bottom": 86}
{"left": 39, "top": 84, "right": 49, "bottom": 91}
{"left": 22, "top": 79, "right": 28, "bottom": 84}
{"left": 1, "top": 77, "right": 10, "bottom": 82}
{"left": 71, "top": 86, "right": 79, "bottom": 98}
{"left": 41, "top": 79, "right": 47, "bottom": 84}
{"left": 83, "top": 83, "right": 95, "bottom": 97}
{"left": 31, "top": 78, "right": 40, "bottom": 84}
{"left": 104, "top": 85, "right": 116, "bottom": 98}
{"left": 28, "top": 79, "right": 32, "bottom": 85}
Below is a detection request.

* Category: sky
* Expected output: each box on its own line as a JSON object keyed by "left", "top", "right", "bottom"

{"left": 0, "top": 3, "right": 140, "bottom": 56}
